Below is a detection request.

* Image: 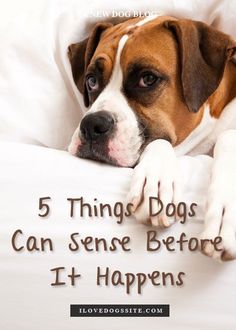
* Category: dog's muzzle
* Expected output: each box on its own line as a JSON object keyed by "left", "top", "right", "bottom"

{"left": 69, "top": 108, "right": 143, "bottom": 167}
{"left": 72, "top": 110, "right": 121, "bottom": 165}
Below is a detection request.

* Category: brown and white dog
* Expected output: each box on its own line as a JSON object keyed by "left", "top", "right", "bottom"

{"left": 68, "top": 15, "right": 236, "bottom": 261}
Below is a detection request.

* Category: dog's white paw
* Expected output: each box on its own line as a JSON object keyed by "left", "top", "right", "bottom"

{"left": 127, "top": 139, "right": 182, "bottom": 227}
{"left": 200, "top": 130, "right": 236, "bottom": 261}
{"left": 201, "top": 189, "right": 236, "bottom": 261}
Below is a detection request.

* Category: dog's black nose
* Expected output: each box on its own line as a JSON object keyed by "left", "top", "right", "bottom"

{"left": 80, "top": 111, "right": 115, "bottom": 141}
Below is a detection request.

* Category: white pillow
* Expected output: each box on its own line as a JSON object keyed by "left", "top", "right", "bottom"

{"left": 0, "top": 0, "right": 235, "bottom": 149}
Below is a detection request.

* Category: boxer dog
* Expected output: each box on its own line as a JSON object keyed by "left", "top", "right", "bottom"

{"left": 67, "top": 15, "right": 236, "bottom": 261}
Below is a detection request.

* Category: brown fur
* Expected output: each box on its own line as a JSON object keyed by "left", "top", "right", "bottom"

{"left": 209, "top": 61, "right": 236, "bottom": 118}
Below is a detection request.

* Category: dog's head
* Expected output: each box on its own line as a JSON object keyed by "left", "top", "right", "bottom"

{"left": 68, "top": 15, "right": 236, "bottom": 167}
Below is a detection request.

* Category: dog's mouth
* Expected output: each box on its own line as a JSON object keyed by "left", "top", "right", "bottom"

{"left": 76, "top": 140, "right": 120, "bottom": 166}
{"left": 74, "top": 134, "right": 143, "bottom": 167}
{"left": 69, "top": 132, "right": 145, "bottom": 168}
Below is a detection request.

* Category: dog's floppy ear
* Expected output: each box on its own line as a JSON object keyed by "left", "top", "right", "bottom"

{"left": 165, "top": 19, "right": 236, "bottom": 113}
{"left": 68, "top": 22, "right": 113, "bottom": 107}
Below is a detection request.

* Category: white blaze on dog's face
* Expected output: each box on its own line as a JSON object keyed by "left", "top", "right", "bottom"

{"left": 68, "top": 16, "right": 236, "bottom": 166}
{"left": 79, "top": 34, "right": 141, "bottom": 167}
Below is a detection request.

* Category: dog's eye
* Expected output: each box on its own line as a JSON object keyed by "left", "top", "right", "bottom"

{"left": 139, "top": 73, "right": 159, "bottom": 88}
{"left": 86, "top": 75, "right": 99, "bottom": 91}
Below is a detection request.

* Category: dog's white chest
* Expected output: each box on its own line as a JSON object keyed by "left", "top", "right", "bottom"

{"left": 174, "top": 98, "right": 236, "bottom": 156}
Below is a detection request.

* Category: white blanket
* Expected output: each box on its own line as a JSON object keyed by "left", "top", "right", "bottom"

{"left": 1, "top": 0, "right": 236, "bottom": 329}
{"left": 1, "top": 142, "right": 236, "bottom": 330}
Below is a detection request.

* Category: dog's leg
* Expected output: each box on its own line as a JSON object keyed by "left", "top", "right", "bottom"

{"left": 127, "top": 139, "right": 182, "bottom": 227}
{"left": 201, "top": 129, "right": 236, "bottom": 261}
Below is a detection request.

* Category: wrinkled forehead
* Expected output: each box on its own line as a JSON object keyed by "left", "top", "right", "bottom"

{"left": 89, "top": 15, "right": 178, "bottom": 73}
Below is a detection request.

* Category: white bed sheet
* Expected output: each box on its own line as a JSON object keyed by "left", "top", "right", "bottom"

{"left": 1, "top": 142, "right": 236, "bottom": 330}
